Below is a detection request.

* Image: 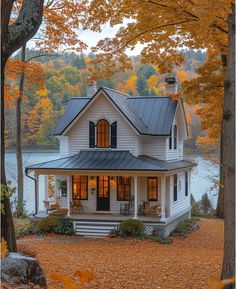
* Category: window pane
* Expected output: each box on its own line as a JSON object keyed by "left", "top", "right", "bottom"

{"left": 97, "top": 119, "right": 110, "bottom": 148}
{"left": 117, "top": 177, "right": 131, "bottom": 201}
{"left": 147, "top": 177, "right": 158, "bottom": 201}
{"left": 72, "top": 176, "right": 88, "bottom": 200}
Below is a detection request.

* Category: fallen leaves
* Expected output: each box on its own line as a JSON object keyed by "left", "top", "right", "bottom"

{"left": 17, "top": 219, "right": 224, "bottom": 289}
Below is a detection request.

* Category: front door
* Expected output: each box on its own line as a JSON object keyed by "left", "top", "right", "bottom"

{"left": 97, "top": 176, "right": 110, "bottom": 211}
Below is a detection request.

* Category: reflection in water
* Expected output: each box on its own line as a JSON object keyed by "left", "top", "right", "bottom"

{"left": 5, "top": 151, "right": 219, "bottom": 213}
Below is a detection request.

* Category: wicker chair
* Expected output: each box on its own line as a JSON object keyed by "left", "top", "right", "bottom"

{"left": 71, "top": 199, "right": 84, "bottom": 214}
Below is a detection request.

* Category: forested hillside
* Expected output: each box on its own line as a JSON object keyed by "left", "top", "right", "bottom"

{"left": 5, "top": 49, "right": 206, "bottom": 149}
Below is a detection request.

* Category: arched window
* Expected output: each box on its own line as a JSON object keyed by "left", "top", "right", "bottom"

{"left": 97, "top": 119, "right": 110, "bottom": 148}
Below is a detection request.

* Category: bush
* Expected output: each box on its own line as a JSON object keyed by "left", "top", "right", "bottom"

{"left": 50, "top": 208, "right": 68, "bottom": 217}
{"left": 119, "top": 219, "right": 144, "bottom": 237}
{"left": 171, "top": 218, "right": 199, "bottom": 237}
{"left": 37, "top": 216, "right": 60, "bottom": 232}
{"left": 149, "top": 235, "right": 173, "bottom": 244}
{"left": 55, "top": 218, "right": 74, "bottom": 235}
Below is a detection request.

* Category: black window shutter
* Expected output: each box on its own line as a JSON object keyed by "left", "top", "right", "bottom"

{"left": 89, "top": 121, "right": 95, "bottom": 148}
{"left": 174, "top": 174, "right": 178, "bottom": 201}
{"left": 111, "top": 121, "right": 117, "bottom": 148}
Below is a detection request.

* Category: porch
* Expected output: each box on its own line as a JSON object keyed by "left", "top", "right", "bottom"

{"left": 40, "top": 174, "right": 169, "bottom": 221}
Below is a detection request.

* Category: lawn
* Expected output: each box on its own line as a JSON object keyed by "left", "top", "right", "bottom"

{"left": 17, "top": 218, "right": 224, "bottom": 289}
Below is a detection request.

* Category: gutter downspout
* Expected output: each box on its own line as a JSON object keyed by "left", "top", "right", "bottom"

{"left": 25, "top": 168, "right": 38, "bottom": 215}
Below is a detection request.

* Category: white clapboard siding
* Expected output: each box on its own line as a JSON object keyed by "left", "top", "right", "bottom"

{"left": 138, "top": 136, "right": 167, "bottom": 160}
{"left": 66, "top": 94, "right": 139, "bottom": 156}
{"left": 169, "top": 171, "right": 191, "bottom": 216}
{"left": 57, "top": 136, "right": 69, "bottom": 157}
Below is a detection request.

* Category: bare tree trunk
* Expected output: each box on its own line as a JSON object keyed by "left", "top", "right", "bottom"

{"left": 16, "top": 43, "right": 26, "bottom": 217}
{"left": 221, "top": 4, "right": 235, "bottom": 280}
{"left": 1, "top": 0, "right": 44, "bottom": 251}
{"left": 215, "top": 135, "right": 224, "bottom": 218}
{"left": 1, "top": 58, "right": 17, "bottom": 252}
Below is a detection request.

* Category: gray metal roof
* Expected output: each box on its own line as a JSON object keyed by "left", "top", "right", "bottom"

{"left": 53, "top": 87, "right": 178, "bottom": 136}
{"left": 26, "top": 150, "right": 195, "bottom": 172}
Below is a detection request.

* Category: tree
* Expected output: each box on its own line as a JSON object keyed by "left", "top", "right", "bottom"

{"left": 201, "top": 193, "right": 212, "bottom": 214}
{"left": 1, "top": 0, "right": 44, "bottom": 251}
{"left": 84, "top": 0, "right": 235, "bottom": 278}
{"left": 9, "top": 0, "right": 86, "bottom": 217}
{"left": 221, "top": 6, "right": 235, "bottom": 280}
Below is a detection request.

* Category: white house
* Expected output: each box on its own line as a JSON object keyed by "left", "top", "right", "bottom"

{"left": 26, "top": 75, "right": 195, "bottom": 236}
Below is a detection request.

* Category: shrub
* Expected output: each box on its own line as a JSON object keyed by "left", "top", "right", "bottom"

{"left": 201, "top": 193, "right": 213, "bottom": 214}
{"left": 55, "top": 218, "right": 74, "bottom": 235}
{"left": 172, "top": 218, "right": 199, "bottom": 237}
{"left": 37, "top": 215, "right": 60, "bottom": 232}
{"left": 119, "top": 219, "right": 144, "bottom": 237}
{"left": 149, "top": 235, "right": 173, "bottom": 244}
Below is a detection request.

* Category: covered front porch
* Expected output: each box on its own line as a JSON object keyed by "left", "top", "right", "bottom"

{"left": 36, "top": 172, "right": 170, "bottom": 222}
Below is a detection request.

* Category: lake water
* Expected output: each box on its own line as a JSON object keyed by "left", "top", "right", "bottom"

{"left": 5, "top": 151, "right": 219, "bottom": 214}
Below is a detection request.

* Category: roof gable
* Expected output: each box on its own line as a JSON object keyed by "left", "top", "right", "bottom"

{"left": 53, "top": 87, "right": 179, "bottom": 136}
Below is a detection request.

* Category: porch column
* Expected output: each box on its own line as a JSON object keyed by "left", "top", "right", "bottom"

{"left": 67, "top": 175, "right": 71, "bottom": 215}
{"left": 133, "top": 176, "right": 138, "bottom": 219}
{"left": 44, "top": 175, "right": 48, "bottom": 203}
{"left": 35, "top": 173, "right": 39, "bottom": 214}
{"left": 161, "top": 176, "right": 166, "bottom": 221}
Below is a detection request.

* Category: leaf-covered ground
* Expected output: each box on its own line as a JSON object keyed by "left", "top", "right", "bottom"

{"left": 17, "top": 218, "right": 223, "bottom": 289}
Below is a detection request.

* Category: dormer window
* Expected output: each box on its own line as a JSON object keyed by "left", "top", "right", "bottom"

{"left": 89, "top": 120, "right": 117, "bottom": 148}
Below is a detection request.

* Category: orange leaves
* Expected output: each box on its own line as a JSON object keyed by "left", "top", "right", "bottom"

{"left": 50, "top": 268, "right": 95, "bottom": 288}
{"left": 1, "top": 238, "right": 7, "bottom": 259}
{"left": 19, "top": 219, "right": 224, "bottom": 289}
{"left": 74, "top": 269, "right": 95, "bottom": 285}
{"left": 208, "top": 276, "right": 235, "bottom": 289}
{"left": 50, "top": 272, "right": 78, "bottom": 289}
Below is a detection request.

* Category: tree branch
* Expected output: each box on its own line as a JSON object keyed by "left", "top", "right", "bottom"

{"left": 26, "top": 53, "right": 59, "bottom": 62}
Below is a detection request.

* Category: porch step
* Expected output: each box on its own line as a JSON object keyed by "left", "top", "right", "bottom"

{"left": 73, "top": 220, "right": 120, "bottom": 237}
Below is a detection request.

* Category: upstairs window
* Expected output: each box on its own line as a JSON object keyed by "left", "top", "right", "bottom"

{"left": 169, "top": 127, "right": 172, "bottom": 149}
{"left": 97, "top": 119, "right": 110, "bottom": 148}
{"left": 173, "top": 174, "right": 178, "bottom": 201}
{"left": 89, "top": 120, "right": 117, "bottom": 148}
{"left": 174, "top": 124, "right": 177, "bottom": 149}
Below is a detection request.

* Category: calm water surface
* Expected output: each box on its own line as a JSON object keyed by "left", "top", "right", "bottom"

{"left": 5, "top": 151, "right": 219, "bottom": 214}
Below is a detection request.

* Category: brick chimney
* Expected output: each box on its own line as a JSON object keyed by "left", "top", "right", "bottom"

{"left": 165, "top": 73, "right": 178, "bottom": 94}
{"left": 86, "top": 80, "right": 97, "bottom": 98}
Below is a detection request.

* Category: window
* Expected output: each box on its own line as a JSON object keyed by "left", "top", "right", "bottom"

{"left": 185, "top": 172, "right": 188, "bottom": 196}
{"left": 89, "top": 120, "right": 117, "bottom": 148}
{"left": 169, "top": 127, "right": 172, "bottom": 149}
{"left": 117, "top": 176, "right": 131, "bottom": 201}
{"left": 174, "top": 124, "right": 177, "bottom": 149}
{"left": 173, "top": 174, "right": 177, "bottom": 201}
{"left": 98, "top": 176, "right": 109, "bottom": 198}
{"left": 147, "top": 177, "right": 158, "bottom": 201}
{"left": 60, "top": 180, "right": 67, "bottom": 197}
{"left": 97, "top": 119, "right": 110, "bottom": 148}
{"left": 72, "top": 176, "right": 88, "bottom": 200}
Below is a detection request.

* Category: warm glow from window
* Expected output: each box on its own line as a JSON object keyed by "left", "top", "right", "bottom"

{"left": 147, "top": 177, "right": 158, "bottom": 201}
{"left": 117, "top": 176, "right": 131, "bottom": 201}
{"left": 73, "top": 176, "right": 88, "bottom": 200}
{"left": 97, "top": 119, "right": 110, "bottom": 148}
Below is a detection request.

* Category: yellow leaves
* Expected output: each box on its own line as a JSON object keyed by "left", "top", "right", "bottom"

{"left": 147, "top": 75, "right": 159, "bottom": 94}
{"left": 36, "top": 87, "right": 48, "bottom": 97}
{"left": 74, "top": 269, "right": 95, "bottom": 285}
{"left": 208, "top": 276, "right": 235, "bottom": 289}
{"left": 1, "top": 238, "right": 7, "bottom": 259}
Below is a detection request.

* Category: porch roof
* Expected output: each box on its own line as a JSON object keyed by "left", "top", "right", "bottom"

{"left": 25, "top": 150, "right": 195, "bottom": 172}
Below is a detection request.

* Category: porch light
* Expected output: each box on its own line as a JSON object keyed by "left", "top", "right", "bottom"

{"left": 110, "top": 176, "right": 116, "bottom": 187}
{"left": 89, "top": 176, "right": 96, "bottom": 188}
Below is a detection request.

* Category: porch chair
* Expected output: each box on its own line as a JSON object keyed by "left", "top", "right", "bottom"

{"left": 149, "top": 205, "right": 161, "bottom": 216}
{"left": 139, "top": 201, "right": 150, "bottom": 215}
{"left": 71, "top": 199, "right": 84, "bottom": 214}
{"left": 120, "top": 195, "right": 134, "bottom": 216}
